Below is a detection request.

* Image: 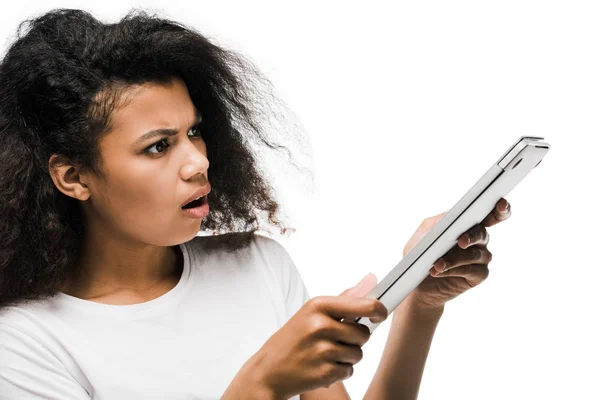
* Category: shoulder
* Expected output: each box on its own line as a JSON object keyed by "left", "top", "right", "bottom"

{"left": 183, "top": 232, "right": 290, "bottom": 261}
{"left": 0, "top": 300, "right": 54, "bottom": 345}
{"left": 0, "top": 304, "right": 51, "bottom": 367}
{"left": 184, "top": 233, "right": 296, "bottom": 278}
{"left": 0, "top": 316, "right": 36, "bottom": 352}
{"left": 252, "top": 233, "right": 289, "bottom": 255}
{"left": 0, "top": 306, "right": 90, "bottom": 398}
{"left": 249, "top": 235, "right": 305, "bottom": 293}
{"left": 249, "top": 234, "right": 294, "bottom": 271}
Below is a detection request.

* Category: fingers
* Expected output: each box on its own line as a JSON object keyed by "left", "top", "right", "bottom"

{"left": 321, "top": 341, "right": 363, "bottom": 365}
{"left": 310, "top": 296, "right": 388, "bottom": 324}
{"left": 432, "top": 264, "right": 490, "bottom": 287}
{"left": 482, "top": 198, "right": 511, "bottom": 227}
{"left": 306, "top": 311, "right": 372, "bottom": 349}
{"left": 457, "top": 224, "right": 489, "bottom": 249}
{"left": 432, "top": 245, "right": 492, "bottom": 274}
{"left": 335, "top": 320, "right": 372, "bottom": 347}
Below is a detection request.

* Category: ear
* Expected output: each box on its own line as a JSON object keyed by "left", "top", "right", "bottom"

{"left": 48, "top": 154, "right": 90, "bottom": 201}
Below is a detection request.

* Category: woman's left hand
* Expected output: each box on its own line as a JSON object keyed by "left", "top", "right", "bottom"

{"left": 402, "top": 198, "right": 512, "bottom": 310}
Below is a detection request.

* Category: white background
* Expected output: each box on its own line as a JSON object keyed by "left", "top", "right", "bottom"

{"left": 2, "top": 1, "right": 598, "bottom": 399}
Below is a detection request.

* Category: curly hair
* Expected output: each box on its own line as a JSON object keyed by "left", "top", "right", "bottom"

{"left": 0, "top": 8, "right": 312, "bottom": 309}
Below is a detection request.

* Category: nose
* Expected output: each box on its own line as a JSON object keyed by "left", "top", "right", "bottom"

{"left": 180, "top": 140, "right": 209, "bottom": 181}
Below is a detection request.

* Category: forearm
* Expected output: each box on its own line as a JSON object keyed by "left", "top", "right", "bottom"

{"left": 363, "top": 298, "right": 444, "bottom": 400}
{"left": 221, "top": 354, "right": 279, "bottom": 400}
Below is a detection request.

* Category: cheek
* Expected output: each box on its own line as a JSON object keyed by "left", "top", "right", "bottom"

{"left": 100, "top": 175, "right": 176, "bottom": 230}
{"left": 92, "top": 149, "right": 190, "bottom": 238}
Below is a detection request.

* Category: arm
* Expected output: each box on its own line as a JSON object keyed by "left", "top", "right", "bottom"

{"left": 300, "top": 382, "right": 351, "bottom": 400}
{"left": 302, "top": 298, "right": 443, "bottom": 400}
{"left": 360, "top": 199, "right": 510, "bottom": 399}
{"left": 0, "top": 323, "right": 91, "bottom": 400}
{"left": 221, "top": 353, "right": 279, "bottom": 400}
{"left": 362, "top": 298, "right": 444, "bottom": 400}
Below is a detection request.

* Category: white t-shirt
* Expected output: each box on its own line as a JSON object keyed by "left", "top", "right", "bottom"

{"left": 0, "top": 234, "right": 311, "bottom": 400}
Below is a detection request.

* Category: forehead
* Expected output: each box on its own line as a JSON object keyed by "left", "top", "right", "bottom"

{"left": 101, "top": 78, "right": 197, "bottom": 144}
{"left": 113, "top": 79, "right": 195, "bottom": 125}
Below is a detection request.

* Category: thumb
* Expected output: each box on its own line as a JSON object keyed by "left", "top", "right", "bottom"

{"left": 339, "top": 273, "right": 378, "bottom": 297}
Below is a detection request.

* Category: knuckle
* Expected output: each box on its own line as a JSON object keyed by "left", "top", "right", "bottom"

{"left": 316, "top": 341, "right": 337, "bottom": 360}
{"left": 321, "top": 362, "right": 354, "bottom": 387}
{"left": 471, "top": 247, "right": 482, "bottom": 259}
{"left": 308, "top": 315, "right": 332, "bottom": 336}
{"left": 308, "top": 296, "right": 325, "bottom": 311}
{"left": 321, "top": 363, "right": 342, "bottom": 382}
{"left": 330, "top": 363, "right": 352, "bottom": 382}
{"left": 465, "top": 264, "right": 475, "bottom": 275}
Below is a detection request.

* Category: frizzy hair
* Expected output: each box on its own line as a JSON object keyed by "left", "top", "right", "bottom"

{"left": 0, "top": 8, "right": 311, "bottom": 309}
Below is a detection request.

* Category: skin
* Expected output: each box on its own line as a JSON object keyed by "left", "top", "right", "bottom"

{"left": 342, "top": 197, "right": 511, "bottom": 308}
{"left": 406, "top": 197, "right": 512, "bottom": 309}
{"left": 48, "top": 74, "right": 511, "bottom": 399}
{"left": 227, "top": 201, "right": 512, "bottom": 400}
{"left": 49, "top": 77, "right": 210, "bottom": 304}
{"left": 334, "top": 198, "right": 512, "bottom": 400}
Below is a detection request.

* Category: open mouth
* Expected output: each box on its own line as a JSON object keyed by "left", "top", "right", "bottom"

{"left": 181, "top": 195, "right": 207, "bottom": 210}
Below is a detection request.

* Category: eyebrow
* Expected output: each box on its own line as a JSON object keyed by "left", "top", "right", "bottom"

{"left": 135, "top": 110, "right": 203, "bottom": 145}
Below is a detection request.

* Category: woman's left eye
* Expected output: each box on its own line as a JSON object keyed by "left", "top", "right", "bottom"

{"left": 144, "top": 124, "right": 203, "bottom": 156}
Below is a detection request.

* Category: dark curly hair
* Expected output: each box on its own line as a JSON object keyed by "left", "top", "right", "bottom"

{"left": 0, "top": 8, "right": 312, "bottom": 309}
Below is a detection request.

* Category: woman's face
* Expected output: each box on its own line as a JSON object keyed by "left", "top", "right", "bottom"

{"left": 72, "top": 77, "right": 210, "bottom": 247}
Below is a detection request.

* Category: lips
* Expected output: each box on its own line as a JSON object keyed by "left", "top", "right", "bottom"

{"left": 181, "top": 184, "right": 211, "bottom": 208}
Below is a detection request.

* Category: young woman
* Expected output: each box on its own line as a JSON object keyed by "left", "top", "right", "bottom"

{"left": 0, "top": 8, "right": 511, "bottom": 400}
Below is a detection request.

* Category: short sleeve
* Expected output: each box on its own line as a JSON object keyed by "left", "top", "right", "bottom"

{"left": 255, "top": 235, "right": 312, "bottom": 321}
{"left": 281, "top": 250, "right": 311, "bottom": 321}
{"left": 0, "top": 323, "right": 90, "bottom": 400}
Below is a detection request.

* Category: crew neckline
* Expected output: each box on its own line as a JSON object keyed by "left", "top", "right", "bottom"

{"left": 54, "top": 241, "right": 192, "bottom": 317}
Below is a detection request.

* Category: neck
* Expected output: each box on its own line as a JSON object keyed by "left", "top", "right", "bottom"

{"left": 61, "top": 229, "right": 184, "bottom": 301}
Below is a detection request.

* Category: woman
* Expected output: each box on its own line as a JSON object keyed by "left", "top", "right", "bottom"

{"left": 0, "top": 8, "right": 511, "bottom": 400}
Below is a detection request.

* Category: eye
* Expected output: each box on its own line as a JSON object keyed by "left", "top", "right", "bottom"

{"left": 188, "top": 123, "right": 203, "bottom": 138}
{"left": 145, "top": 138, "right": 171, "bottom": 156}
{"left": 144, "top": 123, "right": 204, "bottom": 156}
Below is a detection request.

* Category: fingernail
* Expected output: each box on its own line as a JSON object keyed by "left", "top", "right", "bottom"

{"left": 355, "top": 273, "right": 373, "bottom": 290}
{"left": 434, "top": 259, "right": 446, "bottom": 272}
{"left": 359, "top": 273, "right": 374, "bottom": 285}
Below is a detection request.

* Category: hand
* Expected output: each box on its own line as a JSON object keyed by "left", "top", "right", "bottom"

{"left": 247, "top": 277, "right": 388, "bottom": 399}
{"left": 402, "top": 198, "right": 512, "bottom": 310}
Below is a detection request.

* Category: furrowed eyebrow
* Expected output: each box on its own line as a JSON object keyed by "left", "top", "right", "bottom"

{"left": 135, "top": 110, "right": 202, "bottom": 145}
